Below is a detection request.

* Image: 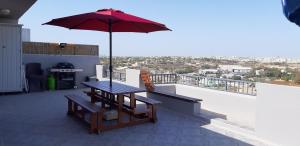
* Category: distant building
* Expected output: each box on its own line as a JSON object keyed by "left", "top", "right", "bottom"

{"left": 187, "top": 73, "right": 197, "bottom": 76}
{"left": 131, "top": 62, "right": 141, "bottom": 67}
{"left": 198, "top": 69, "right": 219, "bottom": 74}
{"left": 255, "top": 69, "right": 264, "bottom": 76}
{"left": 222, "top": 73, "right": 234, "bottom": 79}
{"left": 219, "top": 65, "right": 252, "bottom": 75}
{"left": 199, "top": 69, "right": 219, "bottom": 77}
{"left": 115, "top": 66, "right": 128, "bottom": 70}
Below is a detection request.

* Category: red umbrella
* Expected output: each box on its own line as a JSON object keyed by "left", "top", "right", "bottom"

{"left": 44, "top": 8, "right": 171, "bottom": 86}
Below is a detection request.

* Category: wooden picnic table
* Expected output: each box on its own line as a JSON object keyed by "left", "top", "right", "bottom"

{"left": 82, "top": 81, "right": 151, "bottom": 132}
{"left": 82, "top": 81, "right": 145, "bottom": 95}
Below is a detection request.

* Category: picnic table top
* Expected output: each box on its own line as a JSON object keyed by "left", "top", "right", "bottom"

{"left": 82, "top": 81, "right": 146, "bottom": 95}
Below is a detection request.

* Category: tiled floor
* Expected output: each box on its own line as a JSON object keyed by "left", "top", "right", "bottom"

{"left": 0, "top": 90, "right": 266, "bottom": 146}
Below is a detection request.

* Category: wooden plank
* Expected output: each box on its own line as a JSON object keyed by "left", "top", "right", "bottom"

{"left": 65, "top": 94, "right": 101, "bottom": 112}
{"left": 117, "top": 94, "right": 124, "bottom": 124}
{"left": 82, "top": 81, "right": 145, "bottom": 95}
{"left": 135, "top": 95, "right": 162, "bottom": 105}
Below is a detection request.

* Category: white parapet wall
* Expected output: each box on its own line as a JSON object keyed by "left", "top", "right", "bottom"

{"left": 175, "top": 84, "right": 256, "bottom": 128}
{"left": 256, "top": 83, "right": 300, "bottom": 146}
{"left": 103, "top": 68, "right": 300, "bottom": 146}
{"left": 100, "top": 68, "right": 300, "bottom": 146}
{"left": 120, "top": 68, "right": 256, "bottom": 128}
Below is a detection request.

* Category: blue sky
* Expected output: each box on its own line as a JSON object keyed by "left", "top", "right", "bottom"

{"left": 20, "top": 0, "right": 300, "bottom": 58}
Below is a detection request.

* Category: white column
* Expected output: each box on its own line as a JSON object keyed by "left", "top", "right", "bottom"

{"left": 125, "top": 69, "right": 143, "bottom": 88}
{"left": 96, "top": 65, "right": 104, "bottom": 80}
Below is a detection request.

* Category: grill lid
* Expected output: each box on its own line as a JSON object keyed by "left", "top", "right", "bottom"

{"left": 55, "top": 62, "right": 74, "bottom": 69}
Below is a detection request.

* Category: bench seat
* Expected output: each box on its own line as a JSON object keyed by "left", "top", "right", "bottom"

{"left": 66, "top": 94, "right": 101, "bottom": 112}
{"left": 135, "top": 95, "right": 162, "bottom": 104}
{"left": 150, "top": 89, "right": 202, "bottom": 103}
{"left": 65, "top": 94, "right": 101, "bottom": 134}
{"left": 125, "top": 95, "right": 161, "bottom": 122}
{"left": 123, "top": 100, "right": 148, "bottom": 115}
{"left": 147, "top": 89, "right": 202, "bottom": 115}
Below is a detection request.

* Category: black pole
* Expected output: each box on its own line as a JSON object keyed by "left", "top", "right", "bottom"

{"left": 109, "top": 20, "right": 113, "bottom": 87}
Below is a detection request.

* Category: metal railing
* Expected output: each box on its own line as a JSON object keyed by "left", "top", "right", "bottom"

{"left": 103, "top": 71, "right": 256, "bottom": 96}
{"left": 151, "top": 74, "right": 256, "bottom": 96}
{"left": 150, "top": 74, "right": 177, "bottom": 84}
{"left": 105, "top": 70, "right": 126, "bottom": 82}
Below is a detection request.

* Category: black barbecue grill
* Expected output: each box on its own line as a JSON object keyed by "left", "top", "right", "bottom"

{"left": 50, "top": 62, "right": 82, "bottom": 90}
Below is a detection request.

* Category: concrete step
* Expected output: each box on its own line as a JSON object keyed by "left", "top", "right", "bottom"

{"left": 195, "top": 110, "right": 279, "bottom": 146}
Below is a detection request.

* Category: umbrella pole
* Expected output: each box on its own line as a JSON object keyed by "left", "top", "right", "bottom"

{"left": 109, "top": 20, "right": 113, "bottom": 87}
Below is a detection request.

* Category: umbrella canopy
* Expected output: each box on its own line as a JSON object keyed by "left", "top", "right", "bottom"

{"left": 44, "top": 8, "right": 170, "bottom": 86}
{"left": 282, "top": 0, "right": 300, "bottom": 26}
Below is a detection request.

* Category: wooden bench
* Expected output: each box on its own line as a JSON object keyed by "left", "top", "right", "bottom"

{"left": 135, "top": 95, "right": 161, "bottom": 122}
{"left": 147, "top": 90, "right": 202, "bottom": 115}
{"left": 65, "top": 94, "right": 102, "bottom": 134}
{"left": 123, "top": 94, "right": 161, "bottom": 122}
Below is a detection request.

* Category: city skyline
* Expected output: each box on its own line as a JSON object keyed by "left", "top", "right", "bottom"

{"left": 101, "top": 55, "right": 300, "bottom": 61}
{"left": 20, "top": 0, "right": 300, "bottom": 58}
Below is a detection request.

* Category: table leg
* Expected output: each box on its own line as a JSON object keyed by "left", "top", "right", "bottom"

{"left": 129, "top": 93, "right": 136, "bottom": 122}
{"left": 117, "top": 94, "right": 124, "bottom": 124}
{"left": 97, "top": 108, "right": 104, "bottom": 132}
{"left": 151, "top": 105, "right": 158, "bottom": 123}
{"left": 67, "top": 99, "right": 73, "bottom": 115}
{"left": 130, "top": 93, "right": 136, "bottom": 108}
{"left": 74, "top": 103, "right": 78, "bottom": 113}
{"left": 109, "top": 93, "right": 115, "bottom": 109}
{"left": 100, "top": 91, "right": 106, "bottom": 108}
{"left": 91, "top": 88, "right": 96, "bottom": 104}
{"left": 90, "top": 113, "right": 98, "bottom": 134}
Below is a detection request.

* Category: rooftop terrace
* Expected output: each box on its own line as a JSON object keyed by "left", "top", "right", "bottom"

{"left": 0, "top": 89, "right": 269, "bottom": 146}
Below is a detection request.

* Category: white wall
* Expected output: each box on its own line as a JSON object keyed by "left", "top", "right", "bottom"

{"left": 22, "top": 28, "right": 30, "bottom": 42}
{"left": 125, "top": 69, "right": 142, "bottom": 88}
{"left": 256, "top": 83, "right": 300, "bottom": 146}
{"left": 175, "top": 84, "right": 256, "bottom": 128}
{"left": 0, "top": 24, "right": 23, "bottom": 92}
{"left": 155, "top": 84, "right": 176, "bottom": 94}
